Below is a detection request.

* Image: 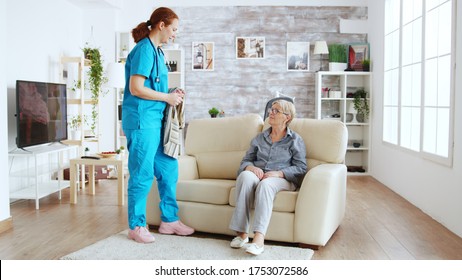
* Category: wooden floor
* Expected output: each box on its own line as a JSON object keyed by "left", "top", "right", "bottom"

{"left": 1, "top": 175, "right": 461, "bottom": 260}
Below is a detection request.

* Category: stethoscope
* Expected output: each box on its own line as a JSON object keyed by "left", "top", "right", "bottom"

{"left": 148, "top": 38, "right": 164, "bottom": 84}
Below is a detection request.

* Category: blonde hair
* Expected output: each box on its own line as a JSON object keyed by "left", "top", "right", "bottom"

{"left": 272, "top": 100, "right": 295, "bottom": 125}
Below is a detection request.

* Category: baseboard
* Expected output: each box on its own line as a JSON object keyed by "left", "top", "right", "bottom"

{"left": 0, "top": 217, "right": 13, "bottom": 234}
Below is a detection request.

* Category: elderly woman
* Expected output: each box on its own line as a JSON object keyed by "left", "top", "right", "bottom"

{"left": 229, "top": 100, "right": 307, "bottom": 255}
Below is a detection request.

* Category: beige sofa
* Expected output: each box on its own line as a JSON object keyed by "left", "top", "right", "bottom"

{"left": 147, "top": 114, "right": 347, "bottom": 248}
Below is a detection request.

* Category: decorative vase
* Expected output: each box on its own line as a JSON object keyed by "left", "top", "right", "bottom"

{"left": 345, "top": 113, "right": 353, "bottom": 123}
{"left": 328, "top": 62, "right": 347, "bottom": 72}
{"left": 71, "top": 130, "right": 81, "bottom": 141}
{"left": 356, "top": 113, "right": 365, "bottom": 123}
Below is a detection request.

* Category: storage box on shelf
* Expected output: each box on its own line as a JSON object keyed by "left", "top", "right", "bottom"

{"left": 315, "top": 71, "right": 371, "bottom": 174}
{"left": 8, "top": 144, "right": 79, "bottom": 209}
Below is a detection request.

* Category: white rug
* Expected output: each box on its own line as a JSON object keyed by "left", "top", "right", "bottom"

{"left": 61, "top": 230, "right": 314, "bottom": 260}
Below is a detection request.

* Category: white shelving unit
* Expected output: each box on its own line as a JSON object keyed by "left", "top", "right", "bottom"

{"left": 163, "top": 48, "right": 185, "bottom": 89}
{"left": 115, "top": 87, "right": 126, "bottom": 151}
{"left": 9, "top": 144, "right": 78, "bottom": 209}
{"left": 114, "top": 32, "right": 133, "bottom": 151}
{"left": 116, "top": 32, "right": 135, "bottom": 63}
{"left": 59, "top": 56, "right": 100, "bottom": 154}
{"left": 315, "top": 71, "right": 372, "bottom": 174}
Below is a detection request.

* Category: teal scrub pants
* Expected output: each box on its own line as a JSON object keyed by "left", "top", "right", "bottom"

{"left": 125, "top": 126, "right": 179, "bottom": 230}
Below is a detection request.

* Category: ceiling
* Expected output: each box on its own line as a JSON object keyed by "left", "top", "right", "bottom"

{"left": 67, "top": 0, "right": 122, "bottom": 9}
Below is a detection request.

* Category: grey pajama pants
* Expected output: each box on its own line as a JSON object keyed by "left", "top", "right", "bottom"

{"left": 229, "top": 170, "right": 296, "bottom": 236}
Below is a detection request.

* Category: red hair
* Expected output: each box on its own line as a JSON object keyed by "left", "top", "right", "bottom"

{"left": 132, "top": 7, "right": 179, "bottom": 43}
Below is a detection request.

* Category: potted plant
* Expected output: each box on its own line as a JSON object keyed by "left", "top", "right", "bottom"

{"left": 353, "top": 89, "right": 369, "bottom": 122}
{"left": 69, "top": 115, "right": 83, "bottom": 140}
{"left": 69, "top": 80, "right": 85, "bottom": 99}
{"left": 82, "top": 45, "right": 108, "bottom": 135}
{"left": 328, "top": 44, "right": 347, "bottom": 71}
{"left": 117, "top": 145, "right": 125, "bottom": 155}
{"left": 84, "top": 147, "right": 90, "bottom": 156}
{"left": 362, "top": 59, "right": 371, "bottom": 72}
{"left": 208, "top": 107, "right": 220, "bottom": 118}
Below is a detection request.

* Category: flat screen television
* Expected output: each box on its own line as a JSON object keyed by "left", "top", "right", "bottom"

{"left": 16, "top": 80, "right": 68, "bottom": 148}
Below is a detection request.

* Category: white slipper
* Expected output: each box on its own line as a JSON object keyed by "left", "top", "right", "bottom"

{"left": 245, "top": 243, "right": 264, "bottom": 255}
{"left": 230, "top": 236, "right": 249, "bottom": 248}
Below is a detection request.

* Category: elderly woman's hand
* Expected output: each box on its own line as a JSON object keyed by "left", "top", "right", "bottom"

{"left": 262, "top": 171, "right": 284, "bottom": 180}
{"left": 245, "top": 166, "right": 264, "bottom": 180}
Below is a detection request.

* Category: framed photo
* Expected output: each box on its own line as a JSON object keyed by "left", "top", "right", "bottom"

{"left": 192, "top": 42, "right": 214, "bottom": 71}
{"left": 236, "top": 37, "right": 265, "bottom": 59}
{"left": 287, "top": 42, "right": 310, "bottom": 71}
{"left": 348, "top": 43, "right": 370, "bottom": 71}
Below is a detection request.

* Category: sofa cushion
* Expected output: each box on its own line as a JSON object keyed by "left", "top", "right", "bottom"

{"left": 264, "top": 118, "right": 347, "bottom": 169}
{"left": 177, "top": 179, "right": 236, "bottom": 205}
{"left": 229, "top": 187, "right": 298, "bottom": 213}
{"left": 185, "top": 114, "right": 263, "bottom": 179}
{"left": 194, "top": 151, "right": 245, "bottom": 179}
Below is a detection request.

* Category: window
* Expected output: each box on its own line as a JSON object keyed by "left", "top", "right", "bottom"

{"left": 383, "top": 0, "right": 454, "bottom": 166}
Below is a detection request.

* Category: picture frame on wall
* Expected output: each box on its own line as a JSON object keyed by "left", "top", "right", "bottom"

{"left": 347, "top": 43, "right": 370, "bottom": 71}
{"left": 287, "top": 42, "right": 310, "bottom": 71}
{"left": 236, "top": 37, "right": 265, "bottom": 59}
{"left": 192, "top": 42, "right": 214, "bottom": 71}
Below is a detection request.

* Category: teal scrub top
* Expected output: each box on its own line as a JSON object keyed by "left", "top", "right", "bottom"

{"left": 122, "top": 37, "right": 169, "bottom": 130}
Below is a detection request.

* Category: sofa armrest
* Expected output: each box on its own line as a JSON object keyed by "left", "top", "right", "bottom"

{"left": 294, "top": 163, "right": 347, "bottom": 246}
{"left": 178, "top": 155, "right": 199, "bottom": 180}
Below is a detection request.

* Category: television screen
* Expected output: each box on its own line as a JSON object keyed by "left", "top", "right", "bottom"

{"left": 16, "top": 80, "right": 68, "bottom": 148}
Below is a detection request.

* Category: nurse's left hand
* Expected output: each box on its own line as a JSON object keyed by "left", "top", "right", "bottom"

{"left": 166, "top": 90, "right": 184, "bottom": 106}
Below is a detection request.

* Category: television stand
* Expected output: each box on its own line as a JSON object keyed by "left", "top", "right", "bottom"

{"left": 8, "top": 145, "right": 79, "bottom": 209}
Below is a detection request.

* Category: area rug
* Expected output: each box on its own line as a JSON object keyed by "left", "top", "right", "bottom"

{"left": 61, "top": 230, "right": 314, "bottom": 260}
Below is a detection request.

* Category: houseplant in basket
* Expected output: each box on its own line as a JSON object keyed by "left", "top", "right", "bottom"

{"left": 328, "top": 44, "right": 347, "bottom": 71}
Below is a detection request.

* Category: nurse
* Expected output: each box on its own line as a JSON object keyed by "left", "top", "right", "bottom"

{"left": 122, "top": 7, "right": 194, "bottom": 243}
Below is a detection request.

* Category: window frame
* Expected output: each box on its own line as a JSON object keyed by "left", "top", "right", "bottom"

{"left": 382, "top": 0, "right": 455, "bottom": 167}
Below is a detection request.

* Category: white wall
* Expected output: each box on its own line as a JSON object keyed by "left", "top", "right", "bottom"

{"left": 82, "top": 8, "right": 118, "bottom": 153}
{"left": 5, "top": 1, "right": 118, "bottom": 155}
{"left": 6, "top": 0, "right": 84, "bottom": 151}
{"left": 1, "top": 0, "right": 11, "bottom": 222}
{"left": 369, "top": 0, "right": 462, "bottom": 238}
{"left": 5, "top": 0, "right": 87, "bottom": 195}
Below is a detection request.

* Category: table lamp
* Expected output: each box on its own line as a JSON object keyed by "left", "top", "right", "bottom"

{"left": 313, "top": 41, "right": 329, "bottom": 71}
{"left": 106, "top": 62, "right": 125, "bottom": 89}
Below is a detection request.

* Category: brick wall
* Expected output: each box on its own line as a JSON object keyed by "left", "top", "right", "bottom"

{"left": 173, "top": 6, "right": 367, "bottom": 120}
